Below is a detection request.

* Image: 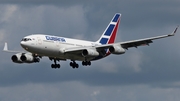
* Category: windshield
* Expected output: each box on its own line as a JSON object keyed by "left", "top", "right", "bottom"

{"left": 21, "top": 38, "right": 32, "bottom": 42}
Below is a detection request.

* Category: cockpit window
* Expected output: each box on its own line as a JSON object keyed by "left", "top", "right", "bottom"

{"left": 21, "top": 38, "right": 32, "bottom": 41}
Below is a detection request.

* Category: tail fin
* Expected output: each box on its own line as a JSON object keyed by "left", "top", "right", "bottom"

{"left": 96, "top": 13, "right": 121, "bottom": 44}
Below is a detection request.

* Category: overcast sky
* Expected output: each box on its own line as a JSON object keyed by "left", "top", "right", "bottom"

{"left": 0, "top": 0, "right": 180, "bottom": 101}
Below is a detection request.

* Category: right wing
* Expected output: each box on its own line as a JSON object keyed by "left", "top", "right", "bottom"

{"left": 3, "top": 42, "right": 24, "bottom": 53}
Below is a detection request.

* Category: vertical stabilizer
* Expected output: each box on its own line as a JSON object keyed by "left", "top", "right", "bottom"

{"left": 96, "top": 13, "right": 121, "bottom": 44}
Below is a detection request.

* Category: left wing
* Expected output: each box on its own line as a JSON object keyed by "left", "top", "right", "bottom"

{"left": 63, "top": 26, "right": 178, "bottom": 54}
{"left": 95, "top": 26, "right": 178, "bottom": 50}
{"left": 120, "top": 26, "right": 178, "bottom": 49}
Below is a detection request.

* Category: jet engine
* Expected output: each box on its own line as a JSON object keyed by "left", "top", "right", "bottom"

{"left": 109, "top": 45, "right": 126, "bottom": 55}
{"left": 11, "top": 53, "right": 23, "bottom": 63}
{"left": 82, "top": 49, "right": 99, "bottom": 57}
{"left": 11, "top": 53, "right": 40, "bottom": 63}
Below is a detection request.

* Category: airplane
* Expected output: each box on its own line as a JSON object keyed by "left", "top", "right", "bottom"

{"left": 3, "top": 13, "right": 178, "bottom": 69}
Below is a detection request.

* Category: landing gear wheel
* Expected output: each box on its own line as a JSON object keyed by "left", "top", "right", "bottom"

{"left": 82, "top": 61, "right": 91, "bottom": 66}
{"left": 51, "top": 64, "right": 55, "bottom": 68}
{"left": 88, "top": 61, "right": 91, "bottom": 65}
{"left": 82, "top": 61, "right": 85, "bottom": 66}
{"left": 70, "top": 61, "right": 79, "bottom": 69}
{"left": 50, "top": 59, "right": 61, "bottom": 69}
{"left": 57, "top": 64, "right": 60, "bottom": 68}
{"left": 70, "top": 62, "right": 73, "bottom": 67}
{"left": 51, "top": 64, "right": 60, "bottom": 69}
{"left": 75, "top": 64, "right": 79, "bottom": 68}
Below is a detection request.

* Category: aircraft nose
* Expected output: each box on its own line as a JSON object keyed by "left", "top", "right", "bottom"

{"left": 20, "top": 41, "right": 25, "bottom": 47}
{"left": 20, "top": 41, "right": 27, "bottom": 48}
{"left": 21, "top": 41, "right": 31, "bottom": 51}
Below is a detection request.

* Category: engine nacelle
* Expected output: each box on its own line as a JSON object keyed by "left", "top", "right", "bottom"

{"left": 11, "top": 53, "right": 23, "bottom": 63}
{"left": 11, "top": 53, "right": 39, "bottom": 63}
{"left": 20, "top": 53, "right": 40, "bottom": 63}
{"left": 82, "top": 49, "right": 99, "bottom": 57}
{"left": 109, "top": 45, "right": 126, "bottom": 55}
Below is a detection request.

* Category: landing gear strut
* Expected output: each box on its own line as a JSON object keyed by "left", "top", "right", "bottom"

{"left": 51, "top": 59, "right": 60, "bottom": 69}
{"left": 70, "top": 61, "right": 79, "bottom": 69}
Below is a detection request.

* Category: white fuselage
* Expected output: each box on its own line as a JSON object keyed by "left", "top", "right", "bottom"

{"left": 21, "top": 34, "right": 102, "bottom": 61}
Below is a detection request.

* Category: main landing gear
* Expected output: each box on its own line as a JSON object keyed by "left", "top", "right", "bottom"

{"left": 82, "top": 61, "right": 91, "bottom": 66}
{"left": 69, "top": 61, "right": 91, "bottom": 69}
{"left": 50, "top": 57, "right": 91, "bottom": 69}
{"left": 70, "top": 61, "right": 79, "bottom": 69}
{"left": 51, "top": 59, "right": 60, "bottom": 69}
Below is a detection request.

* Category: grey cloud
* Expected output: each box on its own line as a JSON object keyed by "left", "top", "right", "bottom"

{"left": 0, "top": 82, "right": 180, "bottom": 101}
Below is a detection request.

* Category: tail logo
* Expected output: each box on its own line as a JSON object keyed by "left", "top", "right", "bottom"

{"left": 98, "top": 13, "right": 121, "bottom": 45}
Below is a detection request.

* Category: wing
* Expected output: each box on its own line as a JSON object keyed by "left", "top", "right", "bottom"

{"left": 64, "top": 46, "right": 93, "bottom": 54}
{"left": 63, "top": 26, "right": 178, "bottom": 54}
{"left": 120, "top": 26, "right": 178, "bottom": 49}
{"left": 3, "top": 42, "right": 24, "bottom": 53}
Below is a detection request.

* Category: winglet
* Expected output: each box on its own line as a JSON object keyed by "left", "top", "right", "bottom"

{"left": 169, "top": 25, "right": 179, "bottom": 36}
{"left": 3, "top": 42, "right": 8, "bottom": 51}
